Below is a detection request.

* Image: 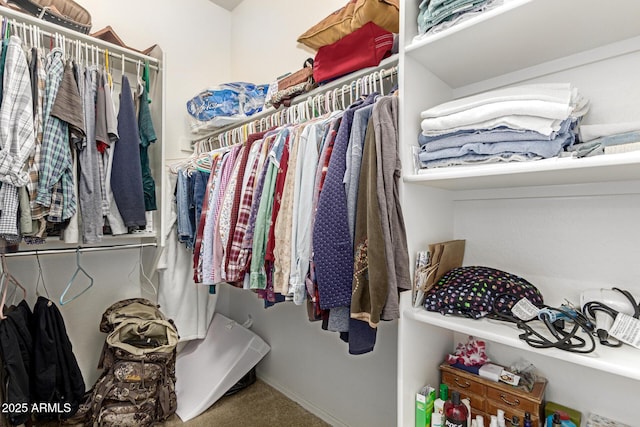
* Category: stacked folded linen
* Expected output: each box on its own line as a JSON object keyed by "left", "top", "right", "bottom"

{"left": 417, "top": 0, "right": 501, "bottom": 36}
{"left": 417, "top": 83, "right": 589, "bottom": 169}
{"left": 570, "top": 121, "right": 640, "bottom": 158}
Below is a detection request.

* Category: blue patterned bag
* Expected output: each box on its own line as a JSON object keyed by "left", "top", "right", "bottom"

{"left": 186, "top": 82, "right": 268, "bottom": 122}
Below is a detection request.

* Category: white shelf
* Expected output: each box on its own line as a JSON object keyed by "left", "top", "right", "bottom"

{"left": 404, "top": 306, "right": 640, "bottom": 381}
{"left": 405, "top": 0, "right": 640, "bottom": 90}
{"left": 399, "top": 0, "right": 640, "bottom": 424}
{"left": 404, "top": 151, "right": 640, "bottom": 190}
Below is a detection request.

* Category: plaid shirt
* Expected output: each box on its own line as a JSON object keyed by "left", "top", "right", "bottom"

{"left": 225, "top": 133, "right": 266, "bottom": 283}
{"left": 210, "top": 145, "right": 241, "bottom": 284}
{"left": 241, "top": 134, "right": 276, "bottom": 251}
{"left": 27, "top": 47, "right": 47, "bottom": 220}
{"left": 240, "top": 133, "right": 276, "bottom": 277}
{"left": 0, "top": 36, "right": 35, "bottom": 188}
{"left": 0, "top": 36, "right": 36, "bottom": 238}
{"left": 36, "top": 48, "right": 76, "bottom": 222}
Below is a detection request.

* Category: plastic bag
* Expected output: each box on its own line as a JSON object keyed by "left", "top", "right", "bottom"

{"left": 186, "top": 83, "right": 268, "bottom": 132}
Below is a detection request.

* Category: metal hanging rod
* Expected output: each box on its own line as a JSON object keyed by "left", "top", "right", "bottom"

{"left": 2, "top": 242, "right": 157, "bottom": 258}
{"left": 0, "top": 7, "right": 160, "bottom": 70}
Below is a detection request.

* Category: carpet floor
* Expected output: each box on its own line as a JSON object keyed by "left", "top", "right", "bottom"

{"left": 163, "top": 379, "right": 330, "bottom": 427}
{"left": 37, "top": 380, "right": 329, "bottom": 426}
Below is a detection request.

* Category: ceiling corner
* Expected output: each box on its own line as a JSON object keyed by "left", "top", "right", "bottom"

{"left": 208, "top": 0, "right": 243, "bottom": 12}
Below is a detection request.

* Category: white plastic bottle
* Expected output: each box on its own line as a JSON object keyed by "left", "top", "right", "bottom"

{"left": 433, "top": 384, "right": 448, "bottom": 417}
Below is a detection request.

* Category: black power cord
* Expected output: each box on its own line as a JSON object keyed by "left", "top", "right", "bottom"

{"left": 582, "top": 287, "right": 640, "bottom": 347}
{"left": 489, "top": 294, "right": 597, "bottom": 354}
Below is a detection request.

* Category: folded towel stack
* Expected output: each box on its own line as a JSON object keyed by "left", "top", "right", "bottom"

{"left": 417, "top": 0, "right": 502, "bottom": 36}
{"left": 417, "top": 83, "right": 589, "bottom": 169}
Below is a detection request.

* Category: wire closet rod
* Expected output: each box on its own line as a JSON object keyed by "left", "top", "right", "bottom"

{"left": 192, "top": 58, "right": 399, "bottom": 147}
{"left": 0, "top": 7, "right": 160, "bottom": 71}
{"left": 2, "top": 242, "right": 157, "bottom": 257}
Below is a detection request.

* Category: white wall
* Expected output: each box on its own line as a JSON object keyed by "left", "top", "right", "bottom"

{"left": 217, "top": 285, "right": 399, "bottom": 427}
{"left": 229, "top": 0, "right": 345, "bottom": 83}
{"left": 82, "top": 0, "right": 233, "bottom": 160}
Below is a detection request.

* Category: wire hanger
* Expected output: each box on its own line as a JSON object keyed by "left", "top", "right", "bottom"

{"left": 136, "top": 60, "right": 144, "bottom": 94}
{"left": 59, "top": 248, "right": 94, "bottom": 305}
{"left": 0, "top": 255, "right": 27, "bottom": 320}
{"left": 34, "top": 251, "right": 50, "bottom": 299}
{"left": 121, "top": 53, "right": 125, "bottom": 81}
{"left": 128, "top": 246, "right": 157, "bottom": 297}
{"left": 104, "top": 48, "right": 113, "bottom": 89}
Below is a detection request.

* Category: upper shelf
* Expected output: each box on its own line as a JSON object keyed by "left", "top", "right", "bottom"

{"left": 404, "top": 151, "right": 640, "bottom": 190}
{"left": 404, "top": 0, "right": 640, "bottom": 90}
{"left": 404, "top": 306, "right": 640, "bottom": 381}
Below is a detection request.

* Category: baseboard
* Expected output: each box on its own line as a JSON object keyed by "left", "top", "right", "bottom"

{"left": 257, "top": 374, "right": 349, "bottom": 427}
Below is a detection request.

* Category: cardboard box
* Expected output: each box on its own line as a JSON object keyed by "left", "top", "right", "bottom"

{"left": 416, "top": 385, "right": 435, "bottom": 427}
{"left": 478, "top": 363, "right": 503, "bottom": 382}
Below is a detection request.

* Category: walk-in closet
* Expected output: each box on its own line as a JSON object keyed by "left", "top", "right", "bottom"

{"left": 0, "top": 1, "right": 638, "bottom": 426}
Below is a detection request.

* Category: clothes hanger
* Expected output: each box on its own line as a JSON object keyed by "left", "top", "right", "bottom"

{"left": 332, "top": 88, "right": 339, "bottom": 111}
{"left": 19, "top": 21, "right": 26, "bottom": 44}
{"left": 324, "top": 91, "right": 330, "bottom": 114}
{"left": 305, "top": 97, "right": 314, "bottom": 119}
{"left": 128, "top": 246, "right": 157, "bottom": 297}
{"left": 121, "top": 53, "right": 125, "bottom": 81}
{"left": 34, "top": 250, "right": 51, "bottom": 299}
{"left": 136, "top": 59, "right": 144, "bottom": 94}
{"left": 143, "top": 59, "right": 151, "bottom": 103}
{"left": 378, "top": 70, "right": 385, "bottom": 96}
{"left": 286, "top": 106, "right": 293, "bottom": 125}
{"left": 0, "top": 255, "right": 27, "bottom": 320}
{"left": 104, "top": 48, "right": 113, "bottom": 89}
{"left": 84, "top": 40, "right": 89, "bottom": 68}
{"left": 59, "top": 248, "right": 94, "bottom": 305}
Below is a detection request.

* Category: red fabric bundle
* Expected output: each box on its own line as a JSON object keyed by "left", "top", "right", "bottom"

{"left": 313, "top": 21, "right": 393, "bottom": 84}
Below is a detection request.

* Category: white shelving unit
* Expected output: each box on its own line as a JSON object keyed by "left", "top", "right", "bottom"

{"left": 398, "top": 1, "right": 640, "bottom": 426}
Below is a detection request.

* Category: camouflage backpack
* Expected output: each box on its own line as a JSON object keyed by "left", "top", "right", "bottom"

{"left": 79, "top": 298, "right": 179, "bottom": 426}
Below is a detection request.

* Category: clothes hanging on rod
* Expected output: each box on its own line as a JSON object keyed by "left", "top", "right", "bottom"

{"left": 0, "top": 296, "right": 87, "bottom": 424}
{"left": 0, "top": 7, "right": 160, "bottom": 71}
{"left": 0, "top": 16, "right": 160, "bottom": 250}
{"left": 0, "top": 254, "right": 85, "bottom": 425}
{"left": 171, "top": 86, "right": 410, "bottom": 354}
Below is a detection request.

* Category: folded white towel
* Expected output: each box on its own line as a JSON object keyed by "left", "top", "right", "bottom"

{"left": 421, "top": 99, "right": 573, "bottom": 133}
{"left": 420, "top": 83, "right": 575, "bottom": 118}
{"left": 421, "top": 114, "right": 565, "bottom": 137}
